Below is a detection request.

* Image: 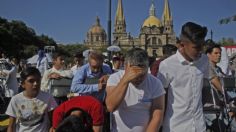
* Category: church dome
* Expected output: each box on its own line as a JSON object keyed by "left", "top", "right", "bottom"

{"left": 142, "top": 16, "right": 161, "bottom": 27}
{"left": 88, "top": 16, "right": 106, "bottom": 34}
{"left": 89, "top": 25, "right": 106, "bottom": 34}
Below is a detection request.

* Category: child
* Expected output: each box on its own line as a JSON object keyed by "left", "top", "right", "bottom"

{"left": 55, "top": 114, "right": 93, "bottom": 132}
{"left": 41, "top": 52, "right": 73, "bottom": 104}
{"left": 6, "top": 67, "right": 57, "bottom": 132}
{"left": 51, "top": 96, "right": 104, "bottom": 132}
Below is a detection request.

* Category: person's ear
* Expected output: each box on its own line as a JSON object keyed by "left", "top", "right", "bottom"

{"left": 180, "top": 41, "right": 185, "bottom": 47}
{"left": 207, "top": 53, "right": 210, "bottom": 57}
{"left": 21, "top": 82, "right": 26, "bottom": 89}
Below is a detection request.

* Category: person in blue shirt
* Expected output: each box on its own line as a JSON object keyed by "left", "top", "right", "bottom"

{"left": 70, "top": 51, "right": 112, "bottom": 102}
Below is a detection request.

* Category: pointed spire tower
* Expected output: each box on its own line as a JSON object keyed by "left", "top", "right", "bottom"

{"left": 162, "top": 0, "right": 173, "bottom": 34}
{"left": 113, "top": 0, "right": 127, "bottom": 41}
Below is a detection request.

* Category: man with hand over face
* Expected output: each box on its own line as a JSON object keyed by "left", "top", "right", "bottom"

{"left": 106, "top": 48, "right": 165, "bottom": 132}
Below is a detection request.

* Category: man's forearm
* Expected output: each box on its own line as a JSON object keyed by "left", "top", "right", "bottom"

{"left": 145, "top": 110, "right": 164, "bottom": 132}
{"left": 70, "top": 84, "right": 98, "bottom": 93}
{"left": 106, "top": 77, "right": 129, "bottom": 112}
{"left": 146, "top": 95, "right": 165, "bottom": 132}
{"left": 93, "top": 125, "right": 102, "bottom": 132}
{"left": 211, "top": 77, "right": 223, "bottom": 92}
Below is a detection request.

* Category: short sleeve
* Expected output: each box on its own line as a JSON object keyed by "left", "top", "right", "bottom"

{"left": 90, "top": 102, "right": 104, "bottom": 125}
{"left": 5, "top": 97, "right": 17, "bottom": 117}
{"left": 107, "top": 71, "right": 123, "bottom": 87}
{"left": 48, "top": 95, "right": 58, "bottom": 111}
{"left": 151, "top": 78, "right": 165, "bottom": 98}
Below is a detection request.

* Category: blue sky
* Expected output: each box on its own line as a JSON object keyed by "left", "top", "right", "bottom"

{"left": 0, "top": 0, "right": 235, "bottom": 44}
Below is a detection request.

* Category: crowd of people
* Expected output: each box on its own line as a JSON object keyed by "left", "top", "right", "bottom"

{"left": 0, "top": 21, "right": 236, "bottom": 132}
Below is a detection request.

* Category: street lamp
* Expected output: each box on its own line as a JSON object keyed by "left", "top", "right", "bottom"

{"left": 210, "top": 30, "right": 213, "bottom": 40}
{"left": 107, "top": 0, "right": 112, "bottom": 60}
{"left": 108, "top": 0, "right": 111, "bottom": 46}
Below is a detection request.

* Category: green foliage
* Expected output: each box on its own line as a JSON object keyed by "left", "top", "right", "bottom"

{"left": 0, "top": 17, "right": 57, "bottom": 59}
{"left": 23, "top": 45, "right": 38, "bottom": 58}
{"left": 219, "top": 14, "right": 236, "bottom": 25}
{"left": 218, "top": 37, "right": 235, "bottom": 46}
{"left": 37, "top": 34, "right": 57, "bottom": 48}
{"left": 57, "top": 43, "right": 88, "bottom": 64}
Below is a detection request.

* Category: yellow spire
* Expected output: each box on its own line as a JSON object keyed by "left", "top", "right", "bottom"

{"left": 162, "top": 0, "right": 172, "bottom": 24}
{"left": 115, "top": 0, "right": 125, "bottom": 23}
{"left": 114, "top": 0, "right": 126, "bottom": 34}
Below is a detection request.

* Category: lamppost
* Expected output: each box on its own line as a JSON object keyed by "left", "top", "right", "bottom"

{"left": 107, "top": 0, "right": 112, "bottom": 60}
{"left": 210, "top": 30, "right": 213, "bottom": 40}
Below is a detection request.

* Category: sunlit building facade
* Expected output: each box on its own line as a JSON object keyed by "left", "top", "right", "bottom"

{"left": 85, "top": 0, "right": 176, "bottom": 57}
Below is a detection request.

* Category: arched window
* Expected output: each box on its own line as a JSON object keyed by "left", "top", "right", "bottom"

{"left": 147, "top": 38, "right": 151, "bottom": 45}
{"left": 158, "top": 39, "right": 162, "bottom": 45}
{"left": 152, "top": 37, "right": 157, "bottom": 44}
{"left": 96, "top": 36, "right": 99, "bottom": 41}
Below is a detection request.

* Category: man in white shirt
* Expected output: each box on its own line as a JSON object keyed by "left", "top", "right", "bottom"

{"left": 106, "top": 48, "right": 165, "bottom": 132}
{"left": 157, "top": 22, "right": 222, "bottom": 132}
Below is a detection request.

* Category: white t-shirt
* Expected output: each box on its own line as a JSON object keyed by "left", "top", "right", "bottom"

{"left": 70, "top": 65, "right": 82, "bottom": 76}
{"left": 3, "top": 66, "right": 18, "bottom": 97}
{"left": 107, "top": 70, "right": 165, "bottom": 132}
{"left": 6, "top": 91, "right": 57, "bottom": 132}
{"left": 36, "top": 57, "right": 48, "bottom": 76}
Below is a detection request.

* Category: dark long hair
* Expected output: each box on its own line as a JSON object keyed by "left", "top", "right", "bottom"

{"left": 56, "top": 108, "right": 93, "bottom": 132}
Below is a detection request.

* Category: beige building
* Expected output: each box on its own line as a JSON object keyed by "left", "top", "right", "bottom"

{"left": 84, "top": 16, "right": 107, "bottom": 49}
{"left": 85, "top": 0, "right": 176, "bottom": 57}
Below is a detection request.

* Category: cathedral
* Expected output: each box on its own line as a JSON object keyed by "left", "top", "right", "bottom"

{"left": 84, "top": 0, "right": 176, "bottom": 57}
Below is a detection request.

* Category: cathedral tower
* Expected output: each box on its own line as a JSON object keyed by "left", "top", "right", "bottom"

{"left": 162, "top": 0, "right": 173, "bottom": 34}
{"left": 113, "top": 0, "right": 127, "bottom": 41}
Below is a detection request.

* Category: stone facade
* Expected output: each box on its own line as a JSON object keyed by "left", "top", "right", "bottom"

{"left": 85, "top": 0, "right": 176, "bottom": 57}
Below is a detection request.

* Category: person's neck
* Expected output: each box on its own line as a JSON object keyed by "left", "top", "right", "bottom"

{"left": 23, "top": 91, "right": 37, "bottom": 99}
{"left": 210, "top": 61, "right": 217, "bottom": 67}
{"left": 179, "top": 50, "right": 193, "bottom": 62}
{"left": 53, "top": 65, "right": 62, "bottom": 70}
{"left": 76, "top": 64, "right": 82, "bottom": 67}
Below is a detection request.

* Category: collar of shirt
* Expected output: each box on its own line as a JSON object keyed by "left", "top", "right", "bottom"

{"left": 87, "top": 65, "right": 102, "bottom": 76}
{"left": 52, "top": 66, "right": 64, "bottom": 72}
{"left": 176, "top": 50, "right": 202, "bottom": 66}
{"left": 176, "top": 50, "right": 190, "bottom": 65}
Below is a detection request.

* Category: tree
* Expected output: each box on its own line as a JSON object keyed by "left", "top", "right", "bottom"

{"left": 218, "top": 37, "right": 235, "bottom": 46}
{"left": 57, "top": 43, "right": 88, "bottom": 64}
{"left": 0, "top": 17, "right": 58, "bottom": 59}
{"left": 219, "top": 14, "right": 236, "bottom": 25}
